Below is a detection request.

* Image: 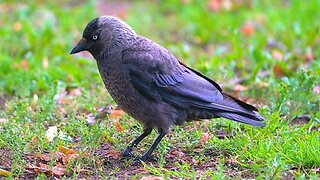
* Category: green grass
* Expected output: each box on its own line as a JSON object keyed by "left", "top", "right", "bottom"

{"left": 0, "top": 0, "right": 319, "bottom": 179}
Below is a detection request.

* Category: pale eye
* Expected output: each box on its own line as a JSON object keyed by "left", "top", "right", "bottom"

{"left": 92, "top": 35, "right": 98, "bottom": 40}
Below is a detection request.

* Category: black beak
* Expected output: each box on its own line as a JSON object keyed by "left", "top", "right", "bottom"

{"left": 70, "top": 38, "right": 90, "bottom": 54}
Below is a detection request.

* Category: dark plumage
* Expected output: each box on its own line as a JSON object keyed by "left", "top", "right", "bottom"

{"left": 71, "top": 16, "right": 265, "bottom": 161}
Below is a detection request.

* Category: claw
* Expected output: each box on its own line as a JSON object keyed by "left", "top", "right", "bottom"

{"left": 134, "top": 154, "right": 156, "bottom": 163}
{"left": 122, "top": 146, "right": 133, "bottom": 157}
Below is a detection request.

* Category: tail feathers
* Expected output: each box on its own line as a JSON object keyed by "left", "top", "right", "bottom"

{"left": 215, "top": 111, "right": 265, "bottom": 127}
{"left": 210, "top": 93, "right": 265, "bottom": 127}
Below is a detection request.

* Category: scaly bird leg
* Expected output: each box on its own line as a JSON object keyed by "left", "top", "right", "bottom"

{"left": 122, "top": 128, "right": 152, "bottom": 157}
{"left": 138, "top": 130, "right": 167, "bottom": 161}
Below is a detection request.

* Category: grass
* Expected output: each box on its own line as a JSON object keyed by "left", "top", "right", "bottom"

{"left": 0, "top": 0, "right": 319, "bottom": 179}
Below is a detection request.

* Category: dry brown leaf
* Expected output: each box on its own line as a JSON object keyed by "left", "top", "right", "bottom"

{"left": 39, "top": 162, "right": 48, "bottom": 169}
{"left": 38, "top": 153, "right": 51, "bottom": 162}
{"left": 208, "top": 0, "right": 221, "bottom": 11}
{"left": 67, "top": 154, "right": 80, "bottom": 163}
{"left": 0, "top": 168, "right": 11, "bottom": 177}
{"left": 140, "top": 176, "right": 164, "bottom": 180}
{"left": 13, "top": 21, "right": 22, "bottom": 31}
{"left": 54, "top": 152, "right": 65, "bottom": 162}
{"left": 26, "top": 163, "right": 51, "bottom": 174}
{"left": 25, "top": 163, "right": 33, "bottom": 169}
{"left": 58, "top": 145, "right": 77, "bottom": 156}
{"left": 115, "top": 120, "right": 123, "bottom": 132}
{"left": 31, "top": 135, "right": 38, "bottom": 144}
{"left": 54, "top": 91, "right": 69, "bottom": 105}
{"left": 52, "top": 165, "right": 66, "bottom": 176}
{"left": 305, "top": 53, "right": 314, "bottom": 61}
{"left": 200, "top": 132, "right": 211, "bottom": 145}
{"left": 233, "top": 84, "right": 249, "bottom": 91}
{"left": 80, "top": 152, "right": 88, "bottom": 157}
{"left": 96, "top": 159, "right": 102, "bottom": 165}
{"left": 273, "top": 65, "right": 284, "bottom": 78}
{"left": 69, "top": 88, "right": 82, "bottom": 96}
{"left": 106, "top": 150, "right": 121, "bottom": 159}
{"left": 20, "top": 59, "right": 28, "bottom": 71}
{"left": 109, "top": 109, "right": 124, "bottom": 119}
{"left": 241, "top": 24, "right": 255, "bottom": 36}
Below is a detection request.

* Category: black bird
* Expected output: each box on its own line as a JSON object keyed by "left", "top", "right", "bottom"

{"left": 71, "top": 16, "right": 265, "bottom": 161}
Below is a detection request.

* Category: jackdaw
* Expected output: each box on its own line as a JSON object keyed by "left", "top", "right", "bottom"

{"left": 70, "top": 16, "right": 265, "bottom": 161}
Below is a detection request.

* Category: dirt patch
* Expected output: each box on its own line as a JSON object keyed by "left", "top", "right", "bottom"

{"left": 289, "top": 114, "right": 311, "bottom": 126}
{"left": 92, "top": 143, "right": 149, "bottom": 178}
{"left": 93, "top": 143, "right": 257, "bottom": 179}
{"left": 0, "top": 148, "right": 12, "bottom": 171}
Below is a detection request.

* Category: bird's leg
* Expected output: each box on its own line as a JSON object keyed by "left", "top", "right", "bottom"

{"left": 138, "top": 130, "right": 167, "bottom": 161}
{"left": 122, "top": 128, "right": 152, "bottom": 157}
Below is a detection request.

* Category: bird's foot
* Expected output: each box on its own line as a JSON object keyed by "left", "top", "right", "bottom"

{"left": 122, "top": 146, "right": 133, "bottom": 157}
{"left": 134, "top": 154, "right": 156, "bottom": 163}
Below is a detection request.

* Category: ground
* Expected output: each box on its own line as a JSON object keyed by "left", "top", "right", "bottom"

{"left": 0, "top": 0, "right": 319, "bottom": 179}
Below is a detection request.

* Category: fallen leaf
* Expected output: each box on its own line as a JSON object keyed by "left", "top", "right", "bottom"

{"left": 25, "top": 163, "right": 34, "bottom": 169}
{"left": 305, "top": 53, "right": 314, "bottom": 61}
{"left": 106, "top": 150, "right": 121, "bottom": 159}
{"left": 53, "top": 90, "right": 69, "bottom": 105}
{"left": 115, "top": 120, "right": 123, "bottom": 132}
{"left": 273, "top": 64, "right": 284, "bottom": 78}
{"left": 20, "top": 59, "right": 28, "bottom": 71}
{"left": 80, "top": 152, "right": 88, "bottom": 157}
{"left": 26, "top": 163, "right": 51, "bottom": 174}
{"left": 13, "top": 21, "right": 22, "bottom": 31}
{"left": 54, "top": 152, "right": 65, "bottom": 162}
{"left": 38, "top": 153, "right": 51, "bottom": 162}
{"left": 199, "top": 132, "right": 211, "bottom": 145}
{"left": 52, "top": 165, "right": 66, "bottom": 176}
{"left": 109, "top": 109, "right": 124, "bottom": 119}
{"left": 96, "top": 159, "right": 102, "bottom": 165}
{"left": 208, "top": 0, "right": 221, "bottom": 11}
{"left": 233, "top": 84, "right": 249, "bottom": 91}
{"left": 166, "top": 150, "right": 185, "bottom": 159}
{"left": 0, "top": 168, "right": 11, "bottom": 177}
{"left": 39, "top": 162, "right": 48, "bottom": 169}
{"left": 69, "top": 88, "right": 82, "bottom": 96}
{"left": 45, "top": 126, "right": 58, "bottom": 142}
{"left": 67, "top": 153, "right": 80, "bottom": 163}
{"left": 241, "top": 23, "right": 255, "bottom": 36}
{"left": 58, "top": 145, "right": 77, "bottom": 156}
{"left": 272, "top": 50, "right": 283, "bottom": 61}
{"left": 140, "top": 176, "right": 164, "bottom": 180}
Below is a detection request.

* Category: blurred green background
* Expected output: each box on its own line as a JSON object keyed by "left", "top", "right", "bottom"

{"left": 0, "top": 0, "right": 319, "bottom": 179}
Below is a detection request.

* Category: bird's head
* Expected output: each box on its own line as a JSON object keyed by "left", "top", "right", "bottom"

{"left": 70, "top": 16, "right": 135, "bottom": 58}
